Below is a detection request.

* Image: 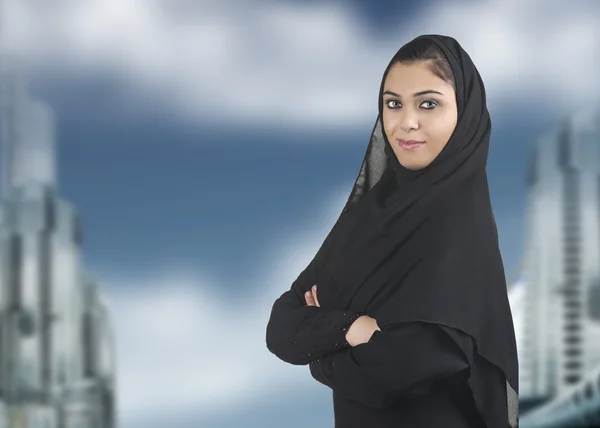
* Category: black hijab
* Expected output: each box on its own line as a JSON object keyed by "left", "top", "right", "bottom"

{"left": 309, "top": 34, "right": 519, "bottom": 427}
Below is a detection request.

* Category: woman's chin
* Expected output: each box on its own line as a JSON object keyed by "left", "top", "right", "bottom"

{"left": 398, "top": 158, "right": 431, "bottom": 171}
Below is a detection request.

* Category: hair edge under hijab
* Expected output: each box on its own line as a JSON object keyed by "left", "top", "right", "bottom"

{"left": 391, "top": 38, "right": 455, "bottom": 89}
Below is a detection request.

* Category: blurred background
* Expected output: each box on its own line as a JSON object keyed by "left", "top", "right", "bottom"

{"left": 0, "top": 0, "right": 599, "bottom": 427}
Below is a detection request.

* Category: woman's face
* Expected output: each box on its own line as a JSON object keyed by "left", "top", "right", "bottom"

{"left": 381, "top": 61, "right": 458, "bottom": 170}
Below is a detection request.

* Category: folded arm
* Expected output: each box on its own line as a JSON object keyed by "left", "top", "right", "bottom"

{"left": 265, "top": 278, "right": 364, "bottom": 365}
{"left": 308, "top": 322, "right": 470, "bottom": 408}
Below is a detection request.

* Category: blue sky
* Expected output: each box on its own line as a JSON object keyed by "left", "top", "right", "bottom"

{"left": 48, "top": 100, "right": 542, "bottom": 283}
{"left": 2, "top": 0, "right": 599, "bottom": 427}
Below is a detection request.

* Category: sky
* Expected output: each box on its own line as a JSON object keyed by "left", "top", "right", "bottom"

{"left": 1, "top": 0, "right": 599, "bottom": 427}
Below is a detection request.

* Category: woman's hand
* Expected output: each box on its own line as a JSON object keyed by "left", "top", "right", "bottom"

{"left": 345, "top": 315, "right": 381, "bottom": 347}
{"left": 305, "top": 285, "right": 380, "bottom": 347}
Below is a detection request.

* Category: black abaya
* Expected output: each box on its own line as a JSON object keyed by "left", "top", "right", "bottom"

{"left": 266, "top": 254, "right": 487, "bottom": 427}
{"left": 266, "top": 33, "right": 519, "bottom": 428}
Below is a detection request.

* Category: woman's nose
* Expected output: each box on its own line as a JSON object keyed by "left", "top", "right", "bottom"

{"left": 399, "top": 113, "right": 419, "bottom": 132}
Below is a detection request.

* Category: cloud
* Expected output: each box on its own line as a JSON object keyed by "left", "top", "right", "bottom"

{"left": 98, "top": 188, "right": 349, "bottom": 426}
{"left": 1, "top": 0, "right": 598, "bottom": 129}
{"left": 102, "top": 270, "right": 303, "bottom": 425}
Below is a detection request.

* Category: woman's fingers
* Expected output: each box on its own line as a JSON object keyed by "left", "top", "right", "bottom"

{"left": 305, "top": 291, "right": 315, "bottom": 306}
{"left": 304, "top": 285, "right": 320, "bottom": 307}
{"left": 312, "top": 285, "right": 320, "bottom": 307}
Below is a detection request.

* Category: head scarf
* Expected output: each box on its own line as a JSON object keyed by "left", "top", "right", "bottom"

{"left": 310, "top": 34, "right": 519, "bottom": 428}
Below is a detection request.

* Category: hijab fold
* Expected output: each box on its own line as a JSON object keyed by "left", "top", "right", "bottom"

{"left": 310, "top": 34, "right": 519, "bottom": 428}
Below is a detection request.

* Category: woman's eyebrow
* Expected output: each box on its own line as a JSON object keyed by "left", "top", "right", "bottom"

{"left": 382, "top": 90, "right": 444, "bottom": 97}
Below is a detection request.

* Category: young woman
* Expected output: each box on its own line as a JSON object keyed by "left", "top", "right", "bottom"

{"left": 266, "top": 34, "right": 519, "bottom": 428}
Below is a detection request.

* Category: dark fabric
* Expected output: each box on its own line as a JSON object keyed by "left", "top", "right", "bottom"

{"left": 266, "top": 33, "right": 518, "bottom": 428}
{"left": 331, "top": 368, "right": 490, "bottom": 428}
{"left": 265, "top": 283, "right": 363, "bottom": 365}
{"left": 265, "top": 244, "right": 483, "bottom": 426}
{"left": 308, "top": 322, "right": 470, "bottom": 405}
{"left": 309, "top": 323, "right": 503, "bottom": 428}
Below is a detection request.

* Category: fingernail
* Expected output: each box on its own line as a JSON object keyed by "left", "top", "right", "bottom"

{"left": 306, "top": 291, "right": 311, "bottom": 297}
{"left": 312, "top": 285, "right": 317, "bottom": 291}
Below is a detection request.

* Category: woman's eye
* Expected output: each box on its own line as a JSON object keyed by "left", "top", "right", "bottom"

{"left": 421, "top": 100, "right": 437, "bottom": 109}
{"left": 386, "top": 100, "right": 400, "bottom": 108}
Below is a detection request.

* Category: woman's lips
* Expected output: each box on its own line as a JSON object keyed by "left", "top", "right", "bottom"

{"left": 397, "top": 139, "right": 425, "bottom": 150}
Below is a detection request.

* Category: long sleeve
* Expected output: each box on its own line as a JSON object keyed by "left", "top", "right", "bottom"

{"left": 266, "top": 215, "right": 367, "bottom": 366}
{"left": 265, "top": 279, "right": 363, "bottom": 366}
{"left": 308, "top": 322, "right": 470, "bottom": 408}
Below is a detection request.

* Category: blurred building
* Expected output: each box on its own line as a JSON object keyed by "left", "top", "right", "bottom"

{"left": 511, "top": 108, "right": 600, "bottom": 427}
{"left": 0, "top": 53, "right": 116, "bottom": 428}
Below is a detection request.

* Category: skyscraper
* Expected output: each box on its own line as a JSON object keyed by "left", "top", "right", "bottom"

{"left": 514, "top": 107, "right": 600, "bottom": 426}
{"left": 0, "top": 52, "right": 116, "bottom": 428}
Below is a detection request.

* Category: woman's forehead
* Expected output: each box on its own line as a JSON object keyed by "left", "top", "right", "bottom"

{"left": 383, "top": 63, "right": 453, "bottom": 95}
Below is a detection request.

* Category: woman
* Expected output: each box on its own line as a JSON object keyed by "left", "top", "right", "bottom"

{"left": 265, "top": 34, "right": 519, "bottom": 428}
